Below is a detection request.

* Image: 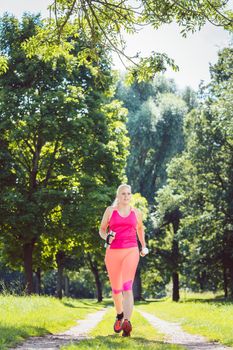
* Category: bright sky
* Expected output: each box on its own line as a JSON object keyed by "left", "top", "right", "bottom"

{"left": 0, "top": 0, "right": 232, "bottom": 90}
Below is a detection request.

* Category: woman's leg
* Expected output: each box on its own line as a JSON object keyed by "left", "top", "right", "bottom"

{"left": 105, "top": 247, "right": 139, "bottom": 319}
{"left": 112, "top": 292, "right": 123, "bottom": 314}
{"left": 105, "top": 249, "right": 124, "bottom": 314}
{"left": 122, "top": 290, "right": 134, "bottom": 320}
{"left": 121, "top": 248, "right": 139, "bottom": 320}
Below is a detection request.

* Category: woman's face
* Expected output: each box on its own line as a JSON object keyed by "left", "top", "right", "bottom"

{"left": 117, "top": 186, "right": 132, "bottom": 205}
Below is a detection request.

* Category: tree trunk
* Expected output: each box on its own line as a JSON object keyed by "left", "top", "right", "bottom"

{"left": 223, "top": 265, "right": 228, "bottom": 298}
{"left": 133, "top": 268, "right": 142, "bottom": 301}
{"left": 56, "top": 251, "right": 66, "bottom": 299}
{"left": 172, "top": 215, "right": 180, "bottom": 302}
{"left": 87, "top": 254, "right": 103, "bottom": 302}
{"left": 64, "top": 275, "right": 69, "bottom": 297}
{"left": 23, "top": 241, "right": 35, "bottom": 294}
{"left": 198, "top": 270, "right": 207, "bottom": 291}
{"left": 229, "top": 263, "right": 233, "bottom": 298}
{"left": 35, "top": 267, "right": 41, "bottom": 295}
{"left": 172, "top": 272, "right": 180, "bottom": 302}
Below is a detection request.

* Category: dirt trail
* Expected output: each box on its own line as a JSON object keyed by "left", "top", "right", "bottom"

{"left": 138, "top": 309, "right": 233, "bottom": 350}
{"left": 10, "top": 308, "right": 108, "bottom": 350}
{"left": 10, "top": 307, "right": 233, "bottom": 350}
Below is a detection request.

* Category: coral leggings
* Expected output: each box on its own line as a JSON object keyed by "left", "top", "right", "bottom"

{"left": 105, "top": 247, "right": 140, "bottom": 294}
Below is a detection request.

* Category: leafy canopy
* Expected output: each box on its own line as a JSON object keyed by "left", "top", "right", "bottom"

{"left": 1, "top": 0, "right": 232, "bottom": 81}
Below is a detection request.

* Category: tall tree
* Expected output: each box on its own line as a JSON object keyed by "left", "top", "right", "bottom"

{"left": 117, "top": 78, "right": 187, "bottom": 203}
{"left": 0, "top": 14, "right": 128, "bottom": 294}
{"left": 115, "top": 77, "right": 188, "bottom": 298}
{"left": 160, "top": 45, "right": 233, "bottom": 296}
{"left": 151, "top": 185, "right": 182, "bottom": 301}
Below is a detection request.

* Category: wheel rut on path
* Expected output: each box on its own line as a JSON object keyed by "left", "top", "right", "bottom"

{"left": 138, "top": 309, "right": 233, "bottom": 350}
{"left": 10, "top": 308, "right": 108, "bottom": 350}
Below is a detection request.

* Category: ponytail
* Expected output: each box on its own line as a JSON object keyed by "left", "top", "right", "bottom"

{"left": 111, "top": 198, "right": 119, "bottom": 206}
{"left": 111, "top": 184, "right": 131, "bottom": 207}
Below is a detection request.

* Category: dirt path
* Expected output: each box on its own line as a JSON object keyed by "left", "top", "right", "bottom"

{"left": 10, "top": 307, "right": 233, "bottom": 350}
{"left": 137, "top": 309, "right": 233, "bottom": 350}
{"left": 10, "top": 308, "right": 108, "bottom": 350}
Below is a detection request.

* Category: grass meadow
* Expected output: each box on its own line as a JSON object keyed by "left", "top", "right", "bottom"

{"left": 0, "top": 295, "right": 105, "bottom": 349}
{"left": 136, "top": 292, "right": 233, "bottom": 347}
{"left": 0, "top": 292, "right": 232, "bottom": 349}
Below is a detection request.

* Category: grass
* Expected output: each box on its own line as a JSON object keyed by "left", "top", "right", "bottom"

{"left": 136, "top": 292, "right": 233, "bottom": 347}
{"left": 1, "top": 292, "right": 233, "bottom": 350}
{"left": 0, "top": 295, "right": 106, "bottom": 350}
{"left": 62, "top": 307, "right": 186, "bottom": 350}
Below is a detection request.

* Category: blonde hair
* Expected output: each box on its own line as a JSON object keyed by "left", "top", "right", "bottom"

{"left": 112, "top": 184, "right": 132, "bottom": 206}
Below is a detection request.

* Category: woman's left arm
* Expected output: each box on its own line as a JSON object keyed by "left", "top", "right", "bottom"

{"left": 135, "top": 208, "right": 146, "bottom": 249}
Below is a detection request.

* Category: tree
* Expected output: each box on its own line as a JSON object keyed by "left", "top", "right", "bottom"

{"left": 114, "top": 76, "right": 188, "bottom": 298}
{"left": 152, "top": 185, "right": 182, "bottom": 301}
{"left": 117, "top": 77, "right": 187, "bottom": 203}
{"left": 0, "top": 14, "right": 129, "bottom": 294}
{"left": 181, "top": 86, "right": 198, "bottom": 112}
{"left": 160, "top": 45, "right": 233, "bottom": 296}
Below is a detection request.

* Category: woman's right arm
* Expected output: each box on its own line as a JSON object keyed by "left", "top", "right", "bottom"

{"left": 99, "top": 207, "right": 111, "bottom": 240}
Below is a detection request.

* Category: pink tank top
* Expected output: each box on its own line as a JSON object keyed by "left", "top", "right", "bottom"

{"left": 108, "top": 208, "right": 138, "bottom": 249}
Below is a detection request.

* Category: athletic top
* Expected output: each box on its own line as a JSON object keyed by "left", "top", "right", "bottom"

{"left": 108, "top": 208, "right": 138, "bottom": 249}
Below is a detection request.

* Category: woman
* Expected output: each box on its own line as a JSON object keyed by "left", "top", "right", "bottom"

{"left": 99, "top": 184, "right": 148, "bottom": 337}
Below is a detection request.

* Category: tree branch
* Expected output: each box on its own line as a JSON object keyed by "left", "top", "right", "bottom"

{"left": 14, "top": 154, "right": 31, "bottom": 173}
{"left": 206, "top": 0, "right": 233, "bottom": 25}
{"left": 57, "top": 0, "right": 77, "bottom": 40}
{"left": 86, "top": 0, "right": 140, "bottom": 66}
{"left": 23, "top": 138, "right": 35, "bottom": 155}
{"left": 94, "top": 0, "right": 142, "bottom": 17}
{"left": 42, "top": 139, "right": 60, "bottom": 187}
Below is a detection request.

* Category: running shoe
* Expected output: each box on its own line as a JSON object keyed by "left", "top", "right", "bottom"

{"left": 122, "top": 319, "right": 132, "bottom": 337}
{"left": 114, "top": 317, "right": 123, "bottom": 333}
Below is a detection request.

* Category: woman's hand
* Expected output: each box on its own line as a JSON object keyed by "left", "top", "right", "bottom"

{"left": 105, "top": 231, "right": 116, "bottom": 247}
{"left": 108, "top": 231, "right": 116, "bottom": 244}
{"left": 140, "top": 246, "right": 149, "bottom": 257}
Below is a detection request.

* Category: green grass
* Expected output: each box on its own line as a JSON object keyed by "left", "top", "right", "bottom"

{"left": 136, "top": 293, "right": 233, "bottom": 347}
{"left": 0, "top": 295, "right": 106, "bottom": 350}
{"left": 62, "top": 307, "right": 186, "bottom": 350}
{"left": 2, "top": 293, "right": 232, "bottom": 350}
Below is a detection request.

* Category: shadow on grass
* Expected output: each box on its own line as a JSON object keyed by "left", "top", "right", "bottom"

{"left": 135, "top": 296, "right": 233, "bottom": 306}
{"left": 62, "top": 299, "right": 112, "bottom": 309}
{"left": 135, "top": 299, "right": 161, "bottom": 306}
{"left": 0, "top": 324, "right": 50, "bottom": 350}
{"left": 99, "top": 299, "right": 113, "bottom": 307}
{"left": 179, "top": 295, "right": 233, "bottom": 304}
{"left": 63, "top": 335, "right": 180, "bottom": 349}
{"left": 62, "top": 302, "right": 100, "bottom": 310}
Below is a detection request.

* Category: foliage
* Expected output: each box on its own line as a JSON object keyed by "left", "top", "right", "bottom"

{"left": 0, "top": 13, "right": 129, "bottom": 293}
{"left": 0, "top": 55, "right": 7, "bottom": 74}
{"left": 156, "top": 45, "right": 233, "bottom": 295}
{"left": 116, "top": 76, "right": 188, "bottom": 203}
{"left": 2, "top": 1, "right": 232, "bottom": 82}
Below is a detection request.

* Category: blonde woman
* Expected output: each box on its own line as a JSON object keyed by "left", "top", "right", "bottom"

{"left": 99, "top": 184, "right": 148, "bottom": 337}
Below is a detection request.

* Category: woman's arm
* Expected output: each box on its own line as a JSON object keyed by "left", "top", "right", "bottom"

{"left": 99, "top": 206, "right": 111, "bottom": 240}
{"left": 135, "top": 208, "right": 146, "bottom": 248}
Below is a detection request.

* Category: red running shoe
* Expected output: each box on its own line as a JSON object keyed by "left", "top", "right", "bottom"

{"left": 122, "top": 319, "right": 132, "bottom": 337}
{"left": 114, "top": 318, "right": 123, "bottom": 333}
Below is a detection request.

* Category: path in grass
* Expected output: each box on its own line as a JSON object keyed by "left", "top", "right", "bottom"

{"left": 61, "top": 307, "right": 185, "bottom": 350}
{"left": 138, "top": 310, "right": 233, "bottom": 350}
{"left": 10, "top": 303, "right": 233, "bottom": 350}
{"left": 10, "top": 308, "right": 108, "bottom": 350}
